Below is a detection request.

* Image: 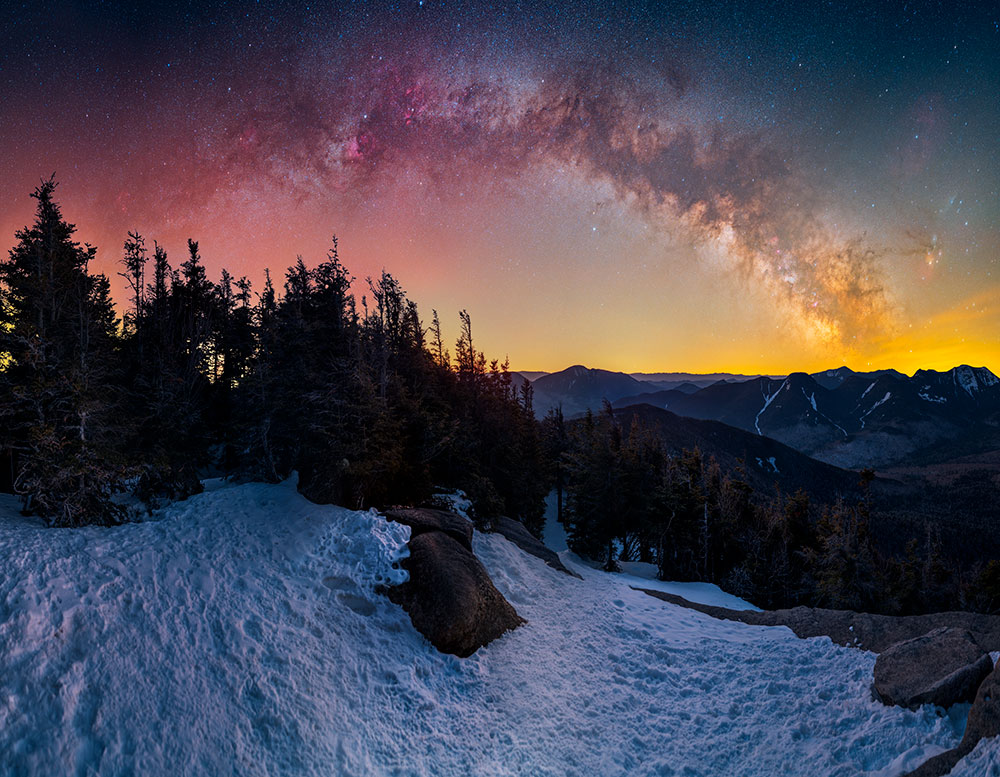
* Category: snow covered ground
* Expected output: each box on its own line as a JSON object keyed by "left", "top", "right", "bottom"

{"left": 0, "top": 479, "right": 993, "bottom": 776}
{"left": 544, "top": 492, "right": 758, "bottom": 611}
{"left": 615, "top": 561, "right": 761, "bottom": 611}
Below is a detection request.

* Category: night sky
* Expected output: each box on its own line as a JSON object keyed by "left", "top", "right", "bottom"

{"left": 1, "top": 0, "right": 997, "bottom": 373}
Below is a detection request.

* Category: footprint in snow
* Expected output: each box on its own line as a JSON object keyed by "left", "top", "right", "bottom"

{"left": 322, "top": 575, "right": 353, "bottom": 592}
{"left": 321, "top": 575, "right": 376, "bottom": 616}
{"left": 336, "top": 593, "right": 376, "bottom": 616}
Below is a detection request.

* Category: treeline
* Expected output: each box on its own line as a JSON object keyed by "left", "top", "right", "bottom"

{"left": 556, "top": 403, "right": 997, "bottom": 616}
{"left": 0, "top": 180, "right": 548, "bottom": 527}
{"left": 4, "top": 179, "right": 1000, "bottom": 617}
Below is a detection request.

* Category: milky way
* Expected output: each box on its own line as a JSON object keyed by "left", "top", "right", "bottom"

{"left": 1, "top": 1, "right": 997, "bottom": 372}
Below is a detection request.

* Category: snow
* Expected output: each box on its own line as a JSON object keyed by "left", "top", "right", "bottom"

{"left": 954, "top": 366, "right": 980, "bottom": 395}
{"left": 951, "top": 737, "right": 1000, "bottom": 775}
{"left": 979, "top": 368, "right": 1000, "bottom": 388}
{"left": 861, "top": 391, "right": 892, "bottom": 429}
{"left": 953, "top": 365, "right": 999, "bottom": 395}
{"left": 432, "top": 488, "right": 473, "bottom": 518}
{"left": 0, "top": 478, "right": 410, "bottom": 776}
{"left": 755, "top": 456, "right": 780, "bottom": 474}
{"left": 918, "top": 389, "right": 947, "bottom": 404}
{"left": 798, "top": 388, "right": 847, "bottom": 438}
{"left": 617, "top": 561, "right": 761, "bottom": 611}
{"left": 755, "top": 378, "right": 787, "bottom": 434}
{"left": 541, "top": 490, "right": 569, "bottom": 552}
{"left": 0, "top": 479, "right": 976, "bottom": 776}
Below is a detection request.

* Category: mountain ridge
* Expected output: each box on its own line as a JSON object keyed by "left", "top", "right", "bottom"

{"left": 529, "top": 363, "right": 1000, "bottom": 469}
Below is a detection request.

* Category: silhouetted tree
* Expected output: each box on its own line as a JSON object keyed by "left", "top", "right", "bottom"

{"left": 0, "top": 179, "right": 131, "bottom": 525}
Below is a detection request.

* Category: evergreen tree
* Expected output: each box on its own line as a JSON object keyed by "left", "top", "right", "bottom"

{"left": 542, "top": 405, "right": 569, "bottom": 525}
{"left": 0, "top": 179, "right": 130, "bottom": 525}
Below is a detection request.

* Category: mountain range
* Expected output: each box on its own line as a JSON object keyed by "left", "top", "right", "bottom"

{"left": 528, "top": 364, "right": 1000, "bottom": 470}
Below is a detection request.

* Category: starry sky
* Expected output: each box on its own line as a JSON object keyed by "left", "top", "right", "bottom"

{"left": 1, "top": 0, "right": 997, "bottom": 374}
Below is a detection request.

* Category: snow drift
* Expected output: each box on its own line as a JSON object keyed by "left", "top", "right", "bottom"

{"left": 0, "top": 479, "right": 994, "bottom": 776}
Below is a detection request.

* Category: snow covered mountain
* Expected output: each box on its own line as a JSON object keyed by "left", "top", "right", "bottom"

{"left": 611, "top": 366, "right": 1000, "bottom": 469}
{"left": 1, "top": 479, "right": 995, "bottom": 776}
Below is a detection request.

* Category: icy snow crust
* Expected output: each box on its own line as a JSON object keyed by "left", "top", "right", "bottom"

{"left": 0, "top": 480, "right": 983, "bottom": 776}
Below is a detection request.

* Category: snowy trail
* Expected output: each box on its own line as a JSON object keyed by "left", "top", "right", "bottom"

{"left": 0, "top": 480, "right": 985, "bottom": 776}
{"left": 476, "top": 540, "right": 968, "bottom": 777}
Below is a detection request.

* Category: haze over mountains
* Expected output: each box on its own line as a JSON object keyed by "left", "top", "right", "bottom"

{"left": 527, "top": 364, "right": 1000, "bottom": 470}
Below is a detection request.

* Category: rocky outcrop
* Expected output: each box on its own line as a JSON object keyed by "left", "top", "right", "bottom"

{"left": 385, "top": 507, "right": 475, "bottom": 551}
{"left": 386, "top": 511, "right": 524, "bottom": 657}
{"left": 904, "top": 661, "right": 1000, "bottom": 776}
{"left": 873, "top": 627, "right": 992, "bottom": 710}
{"left": 633, "top": 588, "right": 1000, "bottom": 653}
{"left": 490, "top": 516, "right": 581, "bottom": 579}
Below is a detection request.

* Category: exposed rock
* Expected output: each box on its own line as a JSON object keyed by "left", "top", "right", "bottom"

{"left": 388, "top": 530, "right": 524, "bottom": 657}
{"left": 873, "top": 627, "right": 992, "bottom": 710}
{"left": 384, "top": 507, "right": 474, "bottom": 551}
{"left": 490, "top": 516, "right": 582, "bottom": 579}
{"left": 633, "top": 587, "right": 1000, "bottom": 653}
{"left": 903, "top": 748, "right": 964, "bottom": 777}
{"left": 961, "top": 662, "right": 1000, "bottom": 750}
{"left": 904, "top": 661, "right": 1000, "bottom": 776}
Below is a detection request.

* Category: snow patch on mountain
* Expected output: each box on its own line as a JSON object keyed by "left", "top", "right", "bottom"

{"left": 918, "top": 387, "right": 947, "bottom": 404}
{"left": 861, "top": 391, "right": 892, "bottom": 429}
{"left": 953, "top": 365, "right": 999, "bottom": 395}
{"left": 756, "top": 456, "right": 781, "bottom": 474}
{"left": 755, "top": 378, "right": 787, "bottom": 434}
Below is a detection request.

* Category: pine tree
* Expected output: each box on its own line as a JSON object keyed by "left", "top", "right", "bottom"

{"left": 429, "top": 309, "right": 449, "bottom": 367}
{"left": 0, "top": 179, "right": 131, "bottom": 525}
{"left": 119, "top": 231, "right": 146, "bottom": 338}
{"left": 542, "top": 405, "right": 569, "bottom": 525}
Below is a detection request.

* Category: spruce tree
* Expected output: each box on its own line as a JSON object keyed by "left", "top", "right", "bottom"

{"left": 0, "top": 179, "right": 130, "bottom": 525}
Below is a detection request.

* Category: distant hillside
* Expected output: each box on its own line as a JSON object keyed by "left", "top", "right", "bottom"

{"left": 630, "top": 371, "right": 779, "bottom": 385}
{"left": 809, "top": 366, "right": 906, "bottom": 390}
{"left": 610, "top": 403, "right": 1000, "bottom": 560}
{"left": 531, "top": 366, "right": 648, "bottom": 418}
{"left": 608, "top": 403, "right": 861, "bottom": 502}
{"left": 530, "top": 366, "right": 776, "bottom": 418}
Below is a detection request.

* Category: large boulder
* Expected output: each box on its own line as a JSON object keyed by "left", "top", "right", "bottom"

{"left": 490, "top": 516, "right": 582, "bottom": 579}
{"left": 904, "top": 660, "right": 1000, "bottom": 776}
{"left": 388, "top": 530, "right": 524, "bottom": 657}
{"left": 873, "top": 627, "right": 992, "bottom": 710}
{"left": 384, "top": 507, "right": 474, "bottom": 551}
{"left": 960, "top": 660, "right": 1000, "bottom": 749}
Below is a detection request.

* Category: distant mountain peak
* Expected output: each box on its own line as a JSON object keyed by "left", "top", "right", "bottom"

{"left": 951, "top": 365, "right": 999, "bottom": 395}
{"left": 912, "top": 365, "right": 1000, "bottom": 396}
